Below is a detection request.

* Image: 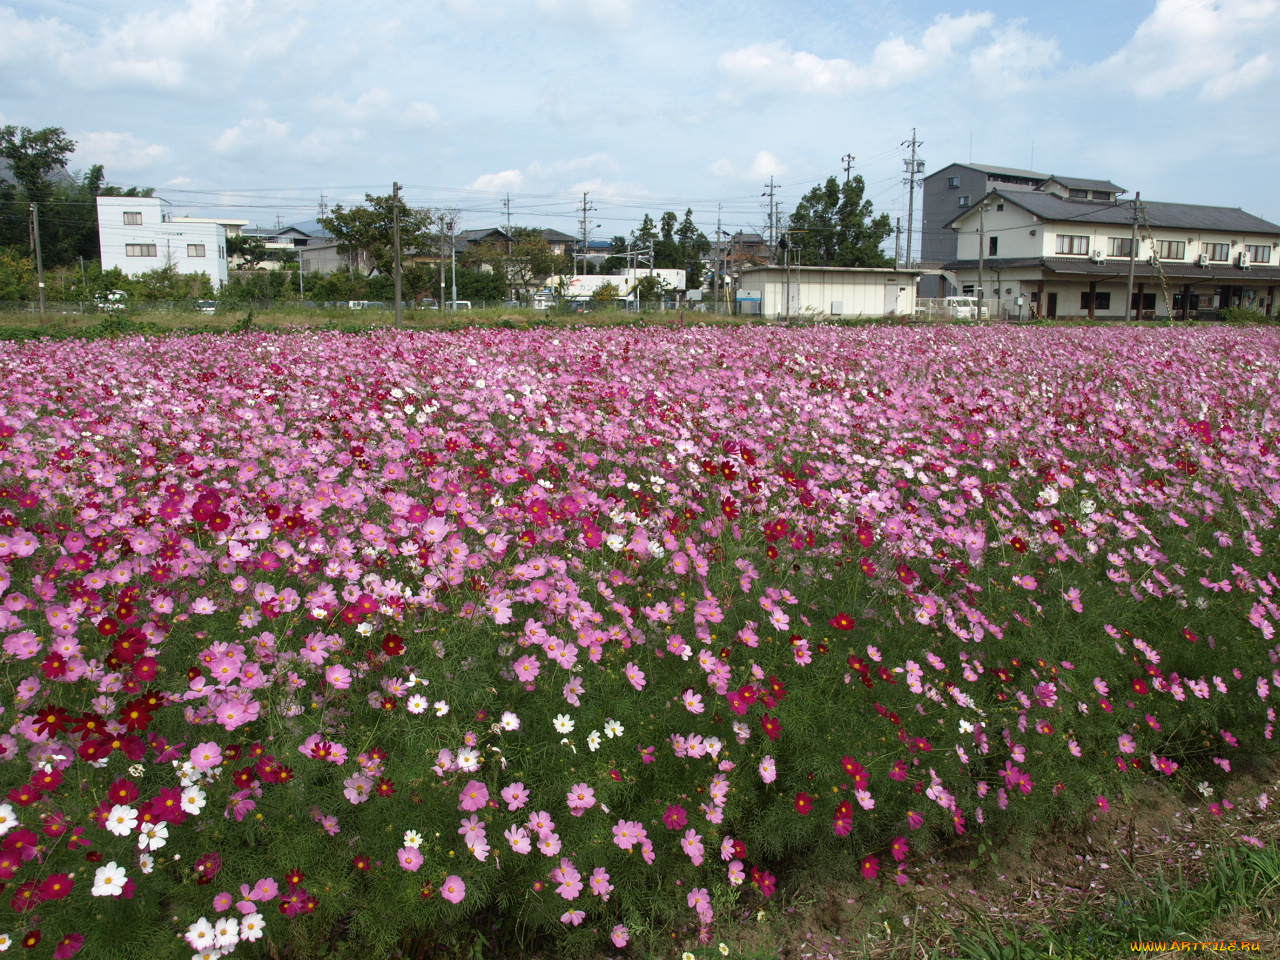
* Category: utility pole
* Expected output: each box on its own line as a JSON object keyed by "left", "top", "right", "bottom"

{"left": 894, "top": 217, "right": 902, "bottom": 269}
{"left": 30, "top": 203, "right": 45, "bottom": 317}
{"left": 762, "top": 177, "right": 777, "bottom": 253}
{"left": 977, "top": 202, "right": 987, "bottom": 321}
{"left": 1125, "top": 192, "right": 1140, "bottom": 322}
{"left": 901, "top": 129, "right": 924, "bottom": 267}
{"left": 392, "top": 182, "right": 403, "bottom": 328}
{"left": 714, "top": 203, "right": 722, "bottom": 314}
{"left": 841, "top": 154, "right": 856, "bottom": 183}
{"left": 578, "top": 192, "right": 594, "bottom": 275}
{"left": 450, "top": 218, "right": 457, "bottom": 311}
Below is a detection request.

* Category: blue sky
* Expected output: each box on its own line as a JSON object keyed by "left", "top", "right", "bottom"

{"left": 2, "top": 0, "right": 1278, "bottom": 253}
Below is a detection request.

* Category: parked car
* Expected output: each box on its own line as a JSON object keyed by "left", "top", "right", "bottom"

{"left": 417, "top": 298, "right": 440, "bottom": 310}
{"left": 195, "top": 300, "right": 217, "bottom": 315}
{"left": 444, "top": 300, "right": 472, "bottom": 310}
{"left": 944, "top": 297, "right": 990, "bottom": 319}
{"left": 94, "top": 290, "right": 129, "bottom": 313}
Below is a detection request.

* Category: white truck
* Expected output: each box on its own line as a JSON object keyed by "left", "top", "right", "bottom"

{"left": 546, "top": 269, "right": 687, "bottom": 304}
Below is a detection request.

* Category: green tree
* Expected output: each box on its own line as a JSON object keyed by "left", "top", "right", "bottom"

{"left": 589, "top": 281, "right": 620, "bottom": 307}
{"left": 0, "top": 125, "right": 76, "bottom": 204}
{"left": 631, "top": 214, "right": 657, "bottom": 248}
{"left": 785, "top": 175, "right": 892, "bottom": 267}
{"left": 469, "top": 227, "right": 567, "bottom": 299}
{"left": 675, "top": 208, "right": 709, "bottom": 289}
{"left": 0, "top": 248, "right": 35, "bottom": 300}
{"left": 318, "top": 194, "right": 436, "bottom": 278}
{"left": 227, "top": 235, "right": 269, "bottom": 270}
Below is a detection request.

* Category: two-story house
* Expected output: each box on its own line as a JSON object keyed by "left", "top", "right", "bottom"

{"left": 920, "top": 163, "right": 1124, "bottom": 296}
{"left": 943, "top": 184, "right": 1280, "bottom": 320}
{"left": 97, "top": 196, "right": 244, "bottom": 289}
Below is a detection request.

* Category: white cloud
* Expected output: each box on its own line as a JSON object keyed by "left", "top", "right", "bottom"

{"left": 73, "top": 131, "right": 172, "bottom": 170}
{"left": 528, "top": 153, "right": 620, "bottom": 178}
{"left": 709, "top": 150, "right": 787, "bottom": 180}
{"left": 311, "top": 88, "right": 440, "bottom": 130}
{"left": 469, "top": 169, "right": 525, "bottom": 192}
{"left": 0, "top": 0, "right": 308, "bottom": 94}
{"left": 718, "top": 12, "right": 993, "bottom": 96}
{"left": 1096, "top": 0, "right": 1280, "bottom": 100}
{"left": 214, "top": 118, "right": 292, "bottom": 154}
{"left": 967, "top": 22, "right": 1062, "bottom": 95}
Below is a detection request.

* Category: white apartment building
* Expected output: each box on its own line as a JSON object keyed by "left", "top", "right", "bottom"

{"left": 97, "top": 196, "right": 240, "bottom": 289}
{"left": 943, "top": 182, "right": 1280, "bottom": 319}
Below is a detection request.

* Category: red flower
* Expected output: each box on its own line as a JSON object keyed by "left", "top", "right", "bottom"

{"left": 829, "top": 612, "right": 856, "bottom": 631}
{"left": 38, "top": 872, "right": 74, "bottom": 901}
{"left": 53, "top": 933, "right": 84, "bottom": 959}
{"left": 861, "top": 855, "right": 880, "bottom": 880}
{"left": 107, "top": 778, "right": 139, "bottom": 805}
{"left": 381, "top": 634, "right": 405, "bottom": 656}
{"left": 375, "top": 778, "right": 396, "bottom": 798}
{"left": 760, "top": 714, "right": 782, "bottom": 742}
{"left": 794, "top": 792, "right": 814, "bottom": 816}
{"left": 662, "top": 805, "right": 687, "bottom": 830}
{"left": 21, "top": 930, "right": 41, "bottom": 949}
{"left": 352, "top": 855, "right": 371, "bottom": 872}
{"left": 33, "top": 704, "right": 72, "bottom": 738}
{"left": 1131, "top": 677, "right": 1149, "bottom": 695}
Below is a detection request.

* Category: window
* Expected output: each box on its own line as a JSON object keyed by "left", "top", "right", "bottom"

{"left": 961, "top": 284, "right": 975, "bottom": 296}
{"left": 1109, "top": 237, "right": 1133, "bottom": 257}
{"left": 125, "top": 243, "right": 157, "bottom": 257}
{"left": 1157, "top": 240, "right": 1186, "bottom": 260}
{"left": 947, "top": 177, "right": 959, "bottom": 188}
{"left": 187, "top": 243, "right": 206, "bottom": 257}
{"left": 1092, "top": 191, "right": 1111, "bottom": 201}
{"left": 1069, "top": 189, "right": 1088, "bottom": 199}
{"left": 1080, "top": 291, "right": 1112, "bottom": 310}
{"left": 1131, "top": 292, "right": 1157, "bottom": 310}
{"left": 1205, "top": 243, "right": 1230, "bottom": 261}
{"left": 995, "top": 203, "right": 1004, "bottom": 211}
{"left": 1245, "top": 244, "right": 1272, "bottom": 264}
{"left": 958, "top": 196, "right": 970, "bottom": 207}
{"left": 988, "top": 236, "right": 998, "bottom": 256}
{"left": 123, "top": 211, "right": 142, "bottom": 225}
{"left": 1056, "top": 234, "right": 1090, "bottom": 255}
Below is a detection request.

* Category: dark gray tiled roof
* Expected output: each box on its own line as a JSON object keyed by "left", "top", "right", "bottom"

{"left": 949, "top": 190, "right": 1280, "bottom": 234}
{"left": 1044, "top": 176, "right": 1126, "bottom": 194}
{"left": 944, "top": 256, "right": 1280, "bottom": 281}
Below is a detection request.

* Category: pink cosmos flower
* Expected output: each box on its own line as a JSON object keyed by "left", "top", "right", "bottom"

{"left": 325, "top": 664, "right": 351, "bottom": 689}
{"left": 458, "top": 780, "right": 489, "bottom": 813}
{"left": 397, "top": 846, "right": 422, "bottom": 872}
{"left": 624, "top": 661, "right": 646, "bottom": 691}
{"left": 611, "top": 925, "right": 629, "bottom": 947}
{"left": 861, "top": 855, "right": 880, "bottom": 880}
{"left": 441, "top": 875, "right": 465, "bottom": 904}
{"left": 759, "top": 755, "right": 777, "bottom": 783}
{"left": 501, "top": 782, "right": 529, "bottom": 811}
{"left": 681, "top": 828, "right": 705, "bottom": 865}
{"left": 663, "top": 804, "right": 687, "bottom": 830}
{"left": 191, "top": 742, "right": 222, "bottom": 771}
{"left": 565, "top": 783, "right": 595, "bottom": 816}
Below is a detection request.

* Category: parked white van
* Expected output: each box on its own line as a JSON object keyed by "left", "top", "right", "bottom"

{"left": 944, "top": 297, "right": 990, "bottom": 319}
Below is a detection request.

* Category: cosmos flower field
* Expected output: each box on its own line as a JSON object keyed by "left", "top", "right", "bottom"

{"left": 0, "top": 323, "right": 1277, "bottom": 958}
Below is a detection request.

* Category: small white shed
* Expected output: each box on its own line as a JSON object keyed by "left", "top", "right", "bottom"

{"left": 736, "top": 265, "right": 919, "bottom": 318}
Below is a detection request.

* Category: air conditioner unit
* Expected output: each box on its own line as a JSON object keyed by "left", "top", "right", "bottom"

{"left": 1238, "top": 252, "right": 1251, "bottom": 269}
{"left": 1198, "top": 254, "right": 1210, "bottom": 267}
{"left": 1089, "top": 250, "right": 1106, "bottom": 264}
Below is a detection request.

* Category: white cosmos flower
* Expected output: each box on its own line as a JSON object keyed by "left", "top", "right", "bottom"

{"left": 105, "top": 804, "right": 138, "bottom": 837}
{"left": 139, "top": 852, "right": 155, "bottom": 874}
{"left": 137, "top": 820, "right": 168, "bottom": 851}
{"left": 553, "top": 714, "right": 575, "bottom": 734}
{"left": 434, "top": 700, "right": 450, "bottom": 717}
{"left": 240, "top": 912, "right": 265, "bottom": 942}
{"left": 456, "top": 747, "right": 481, "bottom": 772}
{"left": 0, "top": 803, "right": 18, "bottom": 836}
{"left": 587, "top": 730, "right": 602, "bottom": 752}
{"left": 180, "top": 786, "right": 207, "bottom": 815}
{"left": 185, "top": 918, "right": 216, "bottom": 949}
{"left": 603, "top": 719, "right": 624, "bottom": 738}
{"left": 500, "top": 711, "right": 520, "bottom": 731}
{"left": 406, "top": 694, "right": 429, "bottom": 715}
{"left": 214, "top": 916, "right": 240, "bottom": 949}
{"left": 92, "top": 861, "right": 128, "bottom": 897}
{"left": 403, "top": 830, "right": 423, "bottom": 848}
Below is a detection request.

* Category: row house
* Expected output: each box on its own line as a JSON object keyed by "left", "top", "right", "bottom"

{"left": 943, "top": 184, "right": 1280, "bottom": 320}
